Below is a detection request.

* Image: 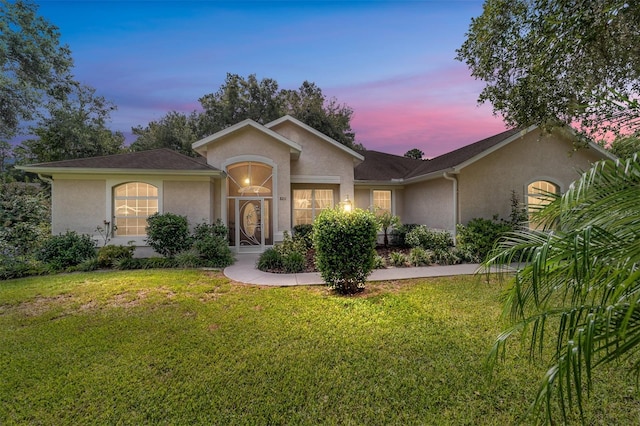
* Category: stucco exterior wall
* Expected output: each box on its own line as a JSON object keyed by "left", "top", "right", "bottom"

{"left": 51, "top": 178, "right": 106, "bottom": 235}
{"left": 204, "top": 127, "right": 292, "bottom": 238}
{"left": 163, "top": 180, "right": 213, "bottom": 225}
{"left": 401, "top": 178, "right": 454, "bottom": 230}
{"left": 457, "top": 129, "right": 605, "bottom": 224}
{"left": 271, "top": 121, "right": 357, "bottom": 201}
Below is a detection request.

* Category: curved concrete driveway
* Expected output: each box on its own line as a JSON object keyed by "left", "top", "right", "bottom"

{"left": 224, "top": 253, "right": 482, "bottom": 286}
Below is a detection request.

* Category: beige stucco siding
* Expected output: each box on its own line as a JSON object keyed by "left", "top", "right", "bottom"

{"left": 457, "top": 129, "right": 605, "bottom": 224}
{"left": 163, "top": 180, "right": 213, "bottom": 225}
{"left": 51, "top": 178, "right": 105, "bottom": 235}
{"left": 203, "top": 127, "right": 292, "bottom": 236}
{"left": 401, "top": 178, "right": 454, "bottom": 229}
{"left": 271, "top": 121, "right": 356, "bottom": 200}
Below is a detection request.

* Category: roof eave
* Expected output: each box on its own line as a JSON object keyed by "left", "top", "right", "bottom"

{"left": 16, "top": 165, "right": 222, "bottom": 177}
{"left": 452, "top": 125, "right": 539, "bottom": 172}
{"left": 191, "top": 118, "right": 302, "bottom": 155}
{"left": 266, "top": 115, "right": 364, "bottom": 161}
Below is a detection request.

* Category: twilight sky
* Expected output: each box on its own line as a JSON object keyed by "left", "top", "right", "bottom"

{"left": 36, "top": 0, "right": 507, "bottom": 158}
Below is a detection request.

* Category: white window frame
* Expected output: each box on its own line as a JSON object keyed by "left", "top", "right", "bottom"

{"left": 292, "top": 188, "right": 334, "bottom": 226}
{"left": 526, "top": 179, "right": 560, "bottom": 229}
{"left": 106, "top": 178, "right": 163, "bottom": 246}
{"left": 371, "top": 189, "right": 393, "bottom": 215}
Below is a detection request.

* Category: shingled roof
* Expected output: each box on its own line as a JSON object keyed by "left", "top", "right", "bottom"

{"left": 20, "top": 148, "right": 220, "bottom": 173}
{"left": 355, "top": 128, "right": 525, "bottom": 181}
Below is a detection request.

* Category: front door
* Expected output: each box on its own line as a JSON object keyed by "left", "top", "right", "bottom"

{"left": 239, "top": 198, "right": 263, "bottom": 249}
{"left": 226, "top": 161, "right": 273, "bottom": 253}
{"left": 228, "top": 197, "right": 271, "bottom": 252}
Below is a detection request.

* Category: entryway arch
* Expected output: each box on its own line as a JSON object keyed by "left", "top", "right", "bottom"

{"left": 225, "top": 159, "right": 275, "bottom": 252}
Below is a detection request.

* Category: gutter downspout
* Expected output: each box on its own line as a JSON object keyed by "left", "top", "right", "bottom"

{"left": 37, "top": 173, "right": 53, "bottom": 185}
{"left": 443, "top": 172, "right": 458, "bottom": 244}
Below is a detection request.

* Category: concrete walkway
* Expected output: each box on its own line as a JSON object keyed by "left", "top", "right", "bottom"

{"left": 223, "top": 253, "right": 483, "bottom": 286}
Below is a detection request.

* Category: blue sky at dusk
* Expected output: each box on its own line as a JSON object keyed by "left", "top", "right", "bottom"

{"left": 35, "top": 0, "right": 507, "bottom": 157}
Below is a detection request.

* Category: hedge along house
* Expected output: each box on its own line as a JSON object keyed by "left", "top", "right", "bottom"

{"left": 19, "top": 115, "right": 614, "bottom": 255}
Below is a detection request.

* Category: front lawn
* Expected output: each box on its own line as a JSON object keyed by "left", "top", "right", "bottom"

{"left": 1, "top": 270, "right": 637, "bottom": 424}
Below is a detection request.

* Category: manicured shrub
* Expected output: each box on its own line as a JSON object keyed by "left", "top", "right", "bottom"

{"left": 145, "top": 212, "right": 191, "bottom": 258}
{"left": 191, "top": 221, "right": 234, "bottom": 268}
{"left": 292, "top": 224, "right": 314, "bottom": 249}
{"left": 36, "top": 231, "right": 97, "bottom": 270}
{"left": 256, "top": 248, "right": 283, "bottom": 271}
{"left": 390, "top": 223, "right": 420, "bottom": 247}
{"left": 406, "top": 226, "right": 453, "bottom": 251}
{"left": 456, "top": 218, "right": 513, "bottom": 262}
{"left": 313, "top": 207, "right": 378, "bottom": 294}
{"left": 97, "top": 245, "right": 135, "bottom": 268}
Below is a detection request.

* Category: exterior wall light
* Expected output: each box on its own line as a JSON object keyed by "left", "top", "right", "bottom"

{"left": 342, "top": 195, "right": 353, "bottom": 212}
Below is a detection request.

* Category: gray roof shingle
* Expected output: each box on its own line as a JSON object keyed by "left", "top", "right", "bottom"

{"left": 355, "top": 128, "right": 523, "bottom": 181}
{"left": 25, "top": 148, "right": 219, "bottom": 171}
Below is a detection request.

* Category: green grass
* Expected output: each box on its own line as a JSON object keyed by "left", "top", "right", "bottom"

{"left": 1, "top": 270, "right": 638, "bottom": 424}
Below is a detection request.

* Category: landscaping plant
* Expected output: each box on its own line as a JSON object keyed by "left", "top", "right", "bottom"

{"left": 375, "top": 209, "right": 400, "bottom": 247}
{"left": 313, "top": 207, "right": 377, "bottom": 294}
{"left": 36, "top": 230, "right": 96, "bottom": 271}
{"left": 145, "top": 212, "right": 192, "bottom": 258}
{"left": 485, "top": 155, "right": 640, "bottom": 423}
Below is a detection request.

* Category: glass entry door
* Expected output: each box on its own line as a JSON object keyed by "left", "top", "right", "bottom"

{"left": 228, "top": 197, "right": 271, "bottom": 252}
{"left": 239, "top": 199, "right": 263, "bottom": 248}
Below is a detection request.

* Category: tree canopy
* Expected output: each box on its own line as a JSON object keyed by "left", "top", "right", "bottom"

{"left": 404, "top": 148, "right": 424, "bottom": 160}
{"left": 132, "top": 74, "right": 360, "bottom": 154}
{"left": 456, "top": 0, "right": 640, "bottom": 139}
{"left": 14, "top": 84, "right": 125, "bottom": 164}
{"left": 0, "top": 0, "right": 74, "bottom": 139}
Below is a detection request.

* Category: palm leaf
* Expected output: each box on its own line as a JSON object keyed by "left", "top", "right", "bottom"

{"left": 483, "top": 154, "right": 640, "bottom": 423}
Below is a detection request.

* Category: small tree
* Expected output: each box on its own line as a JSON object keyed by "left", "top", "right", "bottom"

{"left": 145, "top": 212, "right": 191, "bottom": 258}
{"left": 313, "top": 207, "right": 378, "bottom": 295}
{"left": 375, "top": 210, "right": 400, "bottom": 247}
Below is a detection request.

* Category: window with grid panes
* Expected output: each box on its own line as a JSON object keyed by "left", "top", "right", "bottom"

{"left": 372, "top": 190, "right": 391, "bottom": 215}
{"left": 113, "top": 182, "right": 158, "bottom": 236}
{"left": 293, "top": 189, "right": 334, "bottom": 225}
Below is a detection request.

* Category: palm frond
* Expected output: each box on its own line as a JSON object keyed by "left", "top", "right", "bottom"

{"left": 483, "top": 155, "right": 640, "bottom": 423}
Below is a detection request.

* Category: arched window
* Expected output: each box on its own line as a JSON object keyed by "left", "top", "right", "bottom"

{"left": 527, "top": 180, "right": 559, "bottom": 229}
{"left": 113, "top": 182, "right": 158, "bottom": 236}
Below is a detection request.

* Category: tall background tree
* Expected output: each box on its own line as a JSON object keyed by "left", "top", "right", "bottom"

{"left": 456, "top": 0, "right": 640, "bottom": 139}
{"left": 130, "top": 111, "right": 199, "bottom": 157}
{"left": 14, "top": 83, "right": 125, "bottom": 164}
{"left": 404, "top": 148, "right": 424, "bottom": 159}
{"left": 0, "top": 0, "right": 74, "bottom": 140}
{"left": 131, "top": 73, "right": 360, "bottom": 154}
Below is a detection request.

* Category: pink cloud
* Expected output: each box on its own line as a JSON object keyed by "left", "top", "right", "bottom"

{"left": 328, "top": 65, "right": 509, "bottom": 157}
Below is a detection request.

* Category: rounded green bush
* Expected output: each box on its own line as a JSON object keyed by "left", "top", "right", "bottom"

{"left": 145, "top": 212, "right": 192, "bottom": 258}
{"left": 313, "top": 207, "right": 378, "bottom": 295}
{"left": 97, "top": 245, "right": 135, "bottom": 268}
{"left": 37, "top": 231, "right": 97, "bottom": 270}
{"left": 192, "top": 221, "right": 234, "bottom": 268}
